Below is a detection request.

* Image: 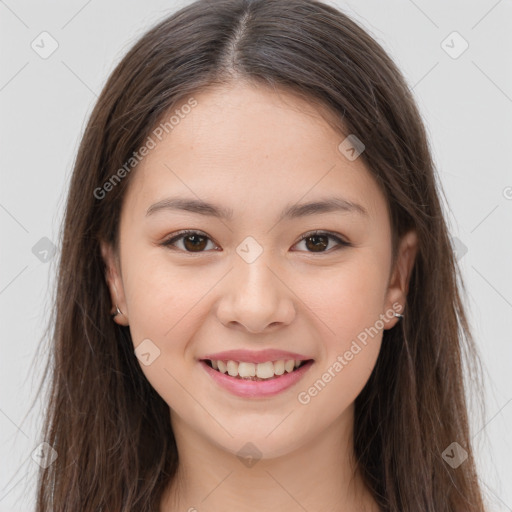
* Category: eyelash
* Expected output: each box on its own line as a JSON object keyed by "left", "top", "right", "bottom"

{"left": 160, "top": 229, "right": 351, "bottom": 254}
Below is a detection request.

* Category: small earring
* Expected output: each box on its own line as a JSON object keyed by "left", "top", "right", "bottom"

{"left": 393, "top": 312, "right": 404, "bottom": 319}
{"left": 111, "top": 305, "right": 123, "bottom": 318}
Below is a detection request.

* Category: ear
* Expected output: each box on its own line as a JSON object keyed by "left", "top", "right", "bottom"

{"left": 383, "top": 230, "right": 418, "bottom": 330}
{"left": 100, "top": 240, "right": 129, "bottom": 326}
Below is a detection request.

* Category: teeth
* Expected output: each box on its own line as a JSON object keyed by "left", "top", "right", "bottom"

{"left": 226, "top": 360, "right": 238, "bottom": 377}
{"left": 256, "top": 361, "right": 274, "bottom": 379}
{"left": 284, "top": 359, "right": 294, "bottom": 373}
{"left": 273, "top": 360, "right": 285, "bottom": 375}
{"left": 238, "top": 362, "right": 256, "bottom": 377}
{"left": 209, "top": 358, "right": 305, "bottom": 379}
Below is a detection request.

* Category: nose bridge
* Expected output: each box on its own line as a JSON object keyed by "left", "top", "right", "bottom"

{"left": 234, "top": 244, "right": 281, "bottom": 308}
{"left": 234, "top": 233, "right": 278, "bottom": 292}
{"left": 236, "top": 247, "right": 277, "bottom": 299}
{"left": 216, "top": 240, "right": 295, "bottom": 332}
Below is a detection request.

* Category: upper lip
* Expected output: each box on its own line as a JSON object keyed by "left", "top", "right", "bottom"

{"left": 200, "top": 349, "right": 313, "bottom": 364}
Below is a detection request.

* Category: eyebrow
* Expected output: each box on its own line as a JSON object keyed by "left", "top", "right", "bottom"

{"left": 145, "top": 196, "right": 368, "bottom": 221}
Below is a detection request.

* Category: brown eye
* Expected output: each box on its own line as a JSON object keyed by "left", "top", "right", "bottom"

{"left": 161, "top": 230, "right": 217, "bottom": 252}
{"left": 293, "top": 231, "right": 350, "bottom": 253}
{"left": 182, "top": 233, "right": 208, "bottom": 252}
{"left": 303, "top": 234, "right": 329, "bottom": 252}
{"left": 161, "top": 229, "right": 350, "bottom": 254}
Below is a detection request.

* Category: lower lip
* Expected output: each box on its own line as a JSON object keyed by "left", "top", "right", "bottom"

{"left": 199, "top": 359, "right": 314, "bottom": 398}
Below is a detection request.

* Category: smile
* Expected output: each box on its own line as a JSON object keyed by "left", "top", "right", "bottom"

{"left": 199, "top": 358, "right": 314, "bottom": 398}
{"left": 205, "top": 358, "right": 308, "bottom": 380}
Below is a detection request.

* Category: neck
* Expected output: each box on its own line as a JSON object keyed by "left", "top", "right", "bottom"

{"left": 160, "top": 403, "right": 380, "bottom": 512}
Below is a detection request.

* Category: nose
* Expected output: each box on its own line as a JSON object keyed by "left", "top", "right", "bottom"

{"left": 215, "top": 254, "right": 296, "bottom": 334}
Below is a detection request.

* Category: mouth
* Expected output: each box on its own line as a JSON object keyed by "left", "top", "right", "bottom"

{"left": 198, "top": 350, "right": 315, "bottom": 398}
{"left": 199, "top": 357, "right": 315, "bottom": 398}
{"left": 201, "top": 358, "right": 314, "bottom": 381}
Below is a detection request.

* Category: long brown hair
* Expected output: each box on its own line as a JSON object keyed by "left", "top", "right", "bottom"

{"left": 33, "top": 0, "right": 487, "bottom": 510}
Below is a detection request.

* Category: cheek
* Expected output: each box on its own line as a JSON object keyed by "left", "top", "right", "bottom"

{"left": 120, "top": 248, "right": 208, "bottom": 413}
{"left": 121, "top": 246, "right": 210, "bottom": 344}
{"left": 296, "top": 250, "right": 390, "bottom": 340}
{"left": 291, "top": 251, "right": 388, "bottom": 411}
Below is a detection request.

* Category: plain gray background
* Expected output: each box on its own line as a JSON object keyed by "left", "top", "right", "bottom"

{"left": 1, "top": 0, "right": 511, "bottom": 510}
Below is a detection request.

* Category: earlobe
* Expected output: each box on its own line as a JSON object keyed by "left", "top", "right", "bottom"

{"left": 100, "top": 240, "right": 129, "bottom": 326}
{"left": 383, "top": 230, "right": 418, "bottom": 329}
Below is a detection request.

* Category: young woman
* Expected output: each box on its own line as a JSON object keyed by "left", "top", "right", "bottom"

{"left": 34, "top": 0, "right": 487, "bottom": 510}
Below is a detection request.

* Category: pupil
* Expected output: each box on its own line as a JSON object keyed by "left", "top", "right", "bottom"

{"left": 184, "top": 234, "right": 207, "bottom": 252}
{"left": 306, "top": 235, "right": 328, "bottom": 252}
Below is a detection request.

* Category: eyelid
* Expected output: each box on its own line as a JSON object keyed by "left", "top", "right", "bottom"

{"left": 161, "top": 229, "right": 220, "bottom": 251}
{"left": 160, "top": 229, "right": 351, "bottom": 252}
{"left": 295, "top": 229, "right": 350, "bottom": 246}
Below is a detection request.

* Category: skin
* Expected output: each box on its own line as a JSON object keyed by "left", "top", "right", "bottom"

{"left": 101, "top": 81, "right": 417, "bottom": 512}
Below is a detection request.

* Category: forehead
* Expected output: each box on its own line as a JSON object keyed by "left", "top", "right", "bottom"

{"left": 122, "top": 82, "right": 387, "bottom": 224}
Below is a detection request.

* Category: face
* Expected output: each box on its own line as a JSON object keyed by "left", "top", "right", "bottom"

{"left": 102, "top": 82, "right": 417, "bottom": 460}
